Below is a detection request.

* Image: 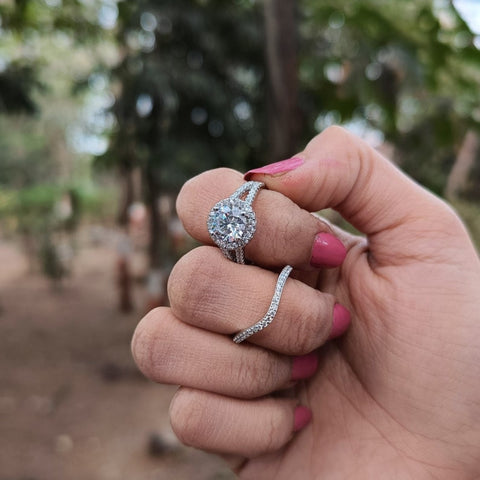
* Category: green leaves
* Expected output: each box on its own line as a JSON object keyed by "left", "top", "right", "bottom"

{"left": 107, "top": 0, "right": 267, "bottom": 187}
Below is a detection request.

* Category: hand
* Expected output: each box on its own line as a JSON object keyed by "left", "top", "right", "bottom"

{"left": 132, "top": 126, "right": 480, "bottom": 479}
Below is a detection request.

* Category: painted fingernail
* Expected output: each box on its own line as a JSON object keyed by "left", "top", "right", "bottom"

{"left": 291, "top": 352, "right": 319, "bottom": 381}
{"left": 294, "top": 405, "right": 312, "bottom": 432}
{"left": 244, "top": 156, "right": 304, "bottom": 180}
{"left": 310, "top": 232, "right": 347, "bottom": 269}
{"left": 329, "top": 304, "right": 351, "bottom": 339}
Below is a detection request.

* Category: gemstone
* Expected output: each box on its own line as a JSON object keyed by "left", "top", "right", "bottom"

{"left": 207, "top": 198, "right": 256, "bottom": 249}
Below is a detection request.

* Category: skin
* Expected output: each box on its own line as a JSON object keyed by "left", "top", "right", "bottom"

{"left": 131, "top": 126, "right": 480, "bottom": 479}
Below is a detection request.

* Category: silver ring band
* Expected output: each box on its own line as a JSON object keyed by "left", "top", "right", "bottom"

{"left": 233, "top": 265, "right": 293, "bottom": 343}
{"left": 207, "top": 181, "right": 264, "bottom": 264}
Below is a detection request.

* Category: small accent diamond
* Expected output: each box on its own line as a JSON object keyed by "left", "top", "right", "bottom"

{"left": 233, "top": 265, "right": 293, "bottom": 344}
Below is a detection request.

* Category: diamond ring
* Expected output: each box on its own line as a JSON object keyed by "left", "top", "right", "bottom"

{"left": 233, "top": 265, "right": 293, "bottom": 343}
{"left": 207, "top": 181, "right": 264, "bottom": 264}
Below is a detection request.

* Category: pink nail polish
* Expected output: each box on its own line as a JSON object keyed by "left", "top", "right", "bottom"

{"left": 293, "top": 406, "right": 312, "bottom": 432}
{"left": 329, "top": 304, "right": 351, "bottom": 339}
{"left": 291, "top": 352, "right": 319, "bottom": 381}
{"left": 244, "top": 156, "right": 304, "bottom": 180}
{"left": 310, "top": 232, "right": 347, "bottom": 269}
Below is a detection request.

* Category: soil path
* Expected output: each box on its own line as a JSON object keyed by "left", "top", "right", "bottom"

{"left": 0, "top": 238, "right": 233, "bottom": 480}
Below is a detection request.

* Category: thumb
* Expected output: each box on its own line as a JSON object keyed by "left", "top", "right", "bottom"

{"left": 245, "top": 126, "right": 460, "bottom": 265}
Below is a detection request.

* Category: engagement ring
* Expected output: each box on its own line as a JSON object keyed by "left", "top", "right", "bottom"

{"left": 207, "top": 181, "right": 264, "bottom": 264}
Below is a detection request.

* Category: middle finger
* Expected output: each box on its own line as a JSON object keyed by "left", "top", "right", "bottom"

{"left": 168, "top": 246, "right": 347, "bottom": 356}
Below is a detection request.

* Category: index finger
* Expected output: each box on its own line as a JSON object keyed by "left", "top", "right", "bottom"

{"left": 176, "top": 168, "right": 347, "bottom": 270}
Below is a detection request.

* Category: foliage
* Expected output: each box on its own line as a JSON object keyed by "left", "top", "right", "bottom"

{"left": 299, "top": 0, "right": 480, "bottom": 193}
{"left": 0, "top": 0, "right": 119, "bottom": 279}
{"left": 452, "top": 200, "right": 480, "bottom": 249}
{"left": 0, "top": 0, "right": 105, "bottom": 113}
{"left": 0, "top": 63, "right": 43, "bottom": 114}
{"left": 1, "top": 0, "right": 479, "bottom": 266}
{"left": 0, "top": 116, "right": 55, "bottom": 188}
{"left": 94, "top": 0, "right": 480, "bottom": 198}
{"left": 97, "top": 0, "right": 267, "bottom": 191}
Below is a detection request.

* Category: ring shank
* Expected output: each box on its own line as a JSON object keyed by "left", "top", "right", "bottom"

{"left": 233, "top": 265, "right": 293, "bottom": 343}
{"left": 221, "top": 247, "right": 245, "bottom": 264}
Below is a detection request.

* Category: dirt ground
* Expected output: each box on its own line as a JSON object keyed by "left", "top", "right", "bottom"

{"left": 0, "top": 234, "right": 235, "bottom": 480}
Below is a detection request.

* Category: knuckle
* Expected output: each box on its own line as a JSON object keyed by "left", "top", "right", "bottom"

{"left": 168, "top": 247, "right": 218, "bottom": 322}
{"left": 318, "top": 125, "right": 365, "bottom": 167}
{"left": 435, "top": 201, "right": 465, "bottom": 233}
{"left": 263, "top": 409, "right": 290, "bottom": 453}
{"left": 169, "top": 388, "right": 214, "bottom": 448}
{"left": 234, "top": 355, "right": 263, "bottom": 398}
{"left": 234, "top": 351, "right": 281, "bottom": 398}
{"left": 176, "top": 179, "right": 198, "bottom": 234}
{"left": 176, "top": 172, "right": 212, "bottom": 222}
{"left": 284, "top": 290, "right": 334, "bottom": 355}
{"left": 287, "top": 315, "right": 318, "bottom": 354}
{"left": 254, "top": 193, "right": 307, "bottom": 265}
{"left": 131, "top": 307, "right": 190, "bottom": 385}
{"left": 322, "top": 124, "right": 348, "bottom": 139}
{"left": 176, "top": 168, "right": 239, "bottom": 225}
{"left": 319, "top": 125, "right": 352, "bottom": 148}
{"left": 270, "top": 214, "right": 298, "bottom": 263}
{"left": 167, "top": 249, "right": 199, "bottom": 310}
{"left": 131, "top": 307, "right": 168, "bottom": 379}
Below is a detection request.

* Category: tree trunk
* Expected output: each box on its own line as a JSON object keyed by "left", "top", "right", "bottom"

{"left": 263, "top": 0, "right": 301, "bottom": 161}
{"left": 116, "top": 161, "right": 138, "bottom": 313}
{"left": 144, "top": 166, "right": 170, "bottom": 310}
{"left": 445, "top": 130, "right": 480, "bottom": 200}
{"left": 117, "top": 166, "right": 135, "bottom": 226}
{"left": 145, "top": 167, "right": 166, "bottom": 270}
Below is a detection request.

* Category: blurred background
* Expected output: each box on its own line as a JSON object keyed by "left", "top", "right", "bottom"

{"left": 0, "top": 0, "right": 479, "bottom": 479}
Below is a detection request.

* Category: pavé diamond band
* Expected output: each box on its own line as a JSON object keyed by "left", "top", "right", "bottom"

{"left": 207, "top": 181, "right": 265, "bottom": 264}
{"left": 233, "top": 265, "right": 293, "bottom": 343}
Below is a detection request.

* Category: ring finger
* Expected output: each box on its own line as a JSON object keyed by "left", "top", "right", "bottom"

{"left": 131, "top": 307, "right": 319, "bottom": 399}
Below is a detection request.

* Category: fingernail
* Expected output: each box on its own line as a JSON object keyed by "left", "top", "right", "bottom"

{"left": 329, "top": 304, "right": 351, "bottom": 339}
{"left": 310, "top": 232, "right": 347, "bottom": 269}
{"left": 294, "top": 406, "right": 312, "bottom": 432}
{"left": 291, "top": 352, "right": 319, "bottom": 381}
{"left": 244, "top": 156, "right": 304, "bottom": 180}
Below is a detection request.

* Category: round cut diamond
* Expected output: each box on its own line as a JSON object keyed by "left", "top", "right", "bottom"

{"left": 207, "top": 198, "right": 256, "bottom": 249}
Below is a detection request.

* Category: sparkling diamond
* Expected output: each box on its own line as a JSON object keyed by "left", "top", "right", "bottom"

{"left": 208, "top": 198, "right": 256, "bottom": 249}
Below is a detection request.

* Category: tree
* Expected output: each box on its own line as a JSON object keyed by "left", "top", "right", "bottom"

{"left": 96, "top": 0, "right": 480, "bottom": 301}
{"left": 299, "top": 0, "right": 480, "bottom": 195}
{"left": 264, "top": 0, "right": 301, "bottom": 160}
{"left": 101, "top": 0, "right": 267, "bottom": 302}
{"left": 446, "top": 130, "right": 480, "bottom": 199}
{"left": 0, "top": 0, "right": 109, "bottom": 281}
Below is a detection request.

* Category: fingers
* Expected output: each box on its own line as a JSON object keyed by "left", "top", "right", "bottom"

{"left": 170, "top": 388, "right": 310, "bottom": 458}
{"left": 131, "top": 307, "right": 313, "bottom": 399}
{"left": 245, "top": 126, "right": 462, "bottom": 265}
{"left": 177, "top": 168, "right": 347, "bottom": 270}
{"left": 168, "top": 246, "right": 350, "bottom": 355}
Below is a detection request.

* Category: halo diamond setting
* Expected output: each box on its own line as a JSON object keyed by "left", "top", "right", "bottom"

{"left": 207, "top": 181, "right": 264, "bottom": 264}
{"left": 207, "top": 199, "right": 256, "bottom": 250}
